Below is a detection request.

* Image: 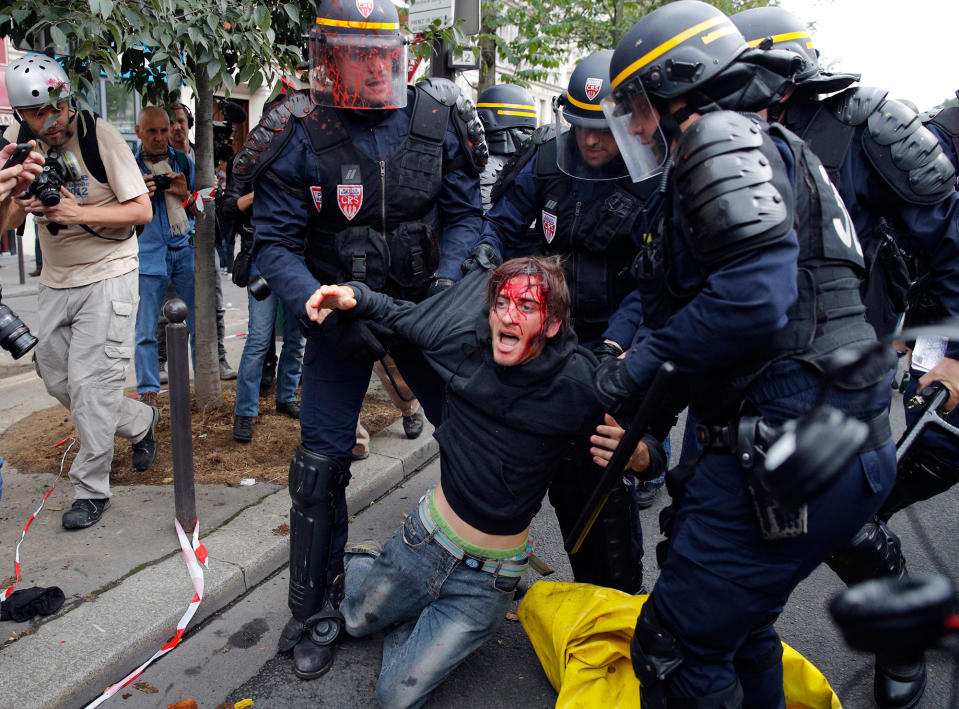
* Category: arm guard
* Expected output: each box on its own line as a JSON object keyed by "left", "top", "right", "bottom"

{"left": 419, "top": 77, "right": 489, "bottom": 174}
{"left": 862, "top": 97, "right": 956, "bottom": 204}
{"left": 230, "top": 92, "right": 315, "bottom": 198}
{"left": 673, "top": 111, "right": 791, "bottom": 267}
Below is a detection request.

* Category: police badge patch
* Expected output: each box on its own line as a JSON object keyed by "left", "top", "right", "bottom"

{"left": 310, "top": 186, "right": 323, "bottom": 212}
{"left": 337, "top": 185, "right": 363, "bottom": 221}
{"left": 584, "top": 77, "right": 603, "bottom": 101}
{"left": 542, "top": 210, "right": 557, "bottom": 244}
{"left": 356, "top": 0, "right": 374, "bottom": 18}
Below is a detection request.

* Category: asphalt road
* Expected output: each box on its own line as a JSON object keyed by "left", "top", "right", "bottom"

{"left": 130, "top": 382, "right": 959, "bottom": 709}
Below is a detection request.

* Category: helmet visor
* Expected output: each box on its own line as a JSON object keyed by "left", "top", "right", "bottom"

{"left": 310, "top": 32, "right": 407, "bottom": 110}
{"left": 601, "top": 80, "right": 668, "bottom": 183}
{"left": 553, "top": 97, "right": 629, "bottom": 181}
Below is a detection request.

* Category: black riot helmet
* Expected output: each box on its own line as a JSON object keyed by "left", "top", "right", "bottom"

{"left": 553, "top": 50, "right": 629, "bottom": 180}
{"left": 309, "top": 0, "right": 408, "bottom": 110}
{"left": 477, "top": 84, "right": 537, "bottom": 156}
{"left": 604, "top": 0, "right": 801, "bottom": 182}
{"left": 731, "top": 7, "right": 860, "bottom": 98}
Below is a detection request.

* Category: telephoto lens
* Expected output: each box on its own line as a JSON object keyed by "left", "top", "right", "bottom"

{"left": 0, "top": 285, "right": 39, "bottom": 359}
{"left": 248, "top": 274, "right": 272, "bottom": 301}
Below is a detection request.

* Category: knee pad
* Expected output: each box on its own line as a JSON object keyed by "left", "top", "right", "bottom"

{"left": 826, "top": 518, "right": 906, "bottom": 588}
{"left": 288, "top": 446, "right": 351, "bottom": 620}
{"left": 878, "top": 446, "right": 959, "bottom": 522}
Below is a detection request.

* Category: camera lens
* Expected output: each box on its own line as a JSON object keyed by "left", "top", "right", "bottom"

{"left": 248, "top": 275, "right": 272, "bottom": 301}
{"left": 0, "top": 302, "right": 39, "bottom": 360}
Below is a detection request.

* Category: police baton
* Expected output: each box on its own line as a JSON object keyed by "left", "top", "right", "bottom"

{"left": 564, "top": 361, "right": 676, "bottom": 554}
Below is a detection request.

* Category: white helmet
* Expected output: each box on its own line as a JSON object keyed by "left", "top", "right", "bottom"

{"left": 5, "top": 54, "right": 72, "bottom": 110}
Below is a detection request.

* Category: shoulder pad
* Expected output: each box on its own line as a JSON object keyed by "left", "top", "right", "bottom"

{"left": 673, "top": 111, "right": 790, "bottom": 266}
{"left": 829, "top": 86, "right": 889, "bottom": 126}
{"left": 924, "top": 105, "right": 959, "bottom": 137}
{"left": 416, "top": 77, "right": 459, "bottom": 106}
{"left": 418, "top": 80, "right": 488, "bottom": 173}
{"left": 531, "top": 123, "right": 556, "bottom": 146}
{"left": 490, "top": 128, "right": 550, "bottom": 203}
{"left": 862, "top": 97, "right": 956, "bottom": 205}
{"left": 231, "top": 96, "right": 313, "bottom": 188}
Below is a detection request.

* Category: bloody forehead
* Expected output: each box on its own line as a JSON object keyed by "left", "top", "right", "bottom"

{"left": 498, "top": 275, "right": 545, "bottom": 306}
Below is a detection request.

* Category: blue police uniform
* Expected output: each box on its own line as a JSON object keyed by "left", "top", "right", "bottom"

{"left": 246, "top": 86, "right": 483, "bottom": 633}
{"left": 253, "top": 86, "right": 482, "bottom": 456}
{"left": 783, "top": 94, "right": 959, "bottom": 498}
{"left": 607, "top": 112, "right": 896, "bottom": 705}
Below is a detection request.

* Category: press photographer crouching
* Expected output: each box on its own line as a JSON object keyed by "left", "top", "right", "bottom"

{"left": 0, "top": 54, "right": 155, "bottom": 531}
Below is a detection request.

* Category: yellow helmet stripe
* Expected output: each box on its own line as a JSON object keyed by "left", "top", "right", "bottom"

{"left": 611, "top": 16, "right": 731, "bottom": 90}
{"left": 565, "top": 94, "right": 604, "bottom": 111}
{"left": 316, "top": 17, "right": 400, "bottom": 30}
{"left": 745, "top": 30, "right": 813, "bottom": 48}
{"left": 498, "top": 110, "right": 537, "bottom": 117}
{"left": 476, "top": 102, "right": 537, "bottom": 111}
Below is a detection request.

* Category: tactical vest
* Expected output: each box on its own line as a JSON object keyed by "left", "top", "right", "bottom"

{"left": 295, "top": 88, "right": 450, "bottom": 302}
{"left": 530, "top": 137, "right": 653, "bottom": 343}
{"left": 665, "top": 121, "right": 887, "bottom": 420}
{"left": 793, "top": 92, "right": 929, "bottom": 337}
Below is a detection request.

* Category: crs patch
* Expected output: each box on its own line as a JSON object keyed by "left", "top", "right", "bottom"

{"left": 584, "top": 77, "right": 603, "bottom": 101}
{"left": 356, "top": 0, "right": 374, "bottom": 18}
{"left": 542, "top": 210, "right": 557, "bottom": 244}
{"left": 337, "top": 185, "right": 363, "bottom": 221}
{"left": 310, "top": 186, "right": 323, "bottom": 212}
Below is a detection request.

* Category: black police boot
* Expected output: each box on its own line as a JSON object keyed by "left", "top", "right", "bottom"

{"left": 289, "top": 576, "right": 345, "bottom": 680}
{"left": 874, "top": 655, "right": 926, "bottom": 709}
{"left": 62, "top": 498, "right": 110, "bottom": 530}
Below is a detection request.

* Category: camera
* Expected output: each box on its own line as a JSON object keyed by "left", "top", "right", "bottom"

{"left": 0, "top": 285, "right": 39, "bottom": 360}
{"left": 152, "top": 174, "right": 173, "bottom": 192}
{"left": 25, "top": 150, "right": 80, "bottom": 207}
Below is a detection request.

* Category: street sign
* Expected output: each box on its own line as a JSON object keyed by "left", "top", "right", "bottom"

{"left": 454, "top": 0, "right": 481, "bottom": 36}
{"left": 408, "top": 0, "right": 455, "bottom": 34}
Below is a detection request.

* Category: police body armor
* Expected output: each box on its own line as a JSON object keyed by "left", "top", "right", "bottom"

{"left": 514, "top": 134, "right": 652, "bottom": 344}
{"left": 795, "top": 88, "right": 956, "bottom": 337}
{"left": 234, "top": 86, "right": 457, "bottom": 304}
{"left": 657, "top": 112, "right": 888, "bottom": 422}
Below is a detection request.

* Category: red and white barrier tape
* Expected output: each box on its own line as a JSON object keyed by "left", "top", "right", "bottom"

{"left": 84, "top": 517, "right": 208, "bottom": 708}
{"left": 2, "top": 437, "right": 76, "bottom": 600}
{"left": 181, "top": 186, "right": 218, "bottom": 213}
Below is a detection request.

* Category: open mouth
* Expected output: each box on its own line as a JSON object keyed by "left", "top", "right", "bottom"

{"left": 496, "top": 331, "right": 521, "bottom": 353}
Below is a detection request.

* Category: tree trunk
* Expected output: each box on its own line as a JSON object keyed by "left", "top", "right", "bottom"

{"left": 192, "top": 73, "right": 222, "bottom": 409}
{"left": 478, "top": 6, "right": 497, "bottom": 94}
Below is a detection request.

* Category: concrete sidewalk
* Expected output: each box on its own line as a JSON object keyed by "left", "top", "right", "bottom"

{"left": 0, "top": 251, "right": 440, "bottom": 707}
{"left": 0, "top": 417, "right": 437, "bottom": 709}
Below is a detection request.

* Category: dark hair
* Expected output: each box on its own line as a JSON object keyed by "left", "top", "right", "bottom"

{"left": 486, "top": 256, "right": 571, "bottom": 338}
{"left": 168, "top": 102, "right": 194, "bottom": 128}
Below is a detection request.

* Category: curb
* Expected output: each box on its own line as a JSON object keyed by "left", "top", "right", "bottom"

{"left": 0, "top": 418, "right": 438, "bottom": 709}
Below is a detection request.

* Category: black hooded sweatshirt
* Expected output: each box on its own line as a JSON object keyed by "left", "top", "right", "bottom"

{"left": 347, "top": 269, "right": 603, "bottom": 535}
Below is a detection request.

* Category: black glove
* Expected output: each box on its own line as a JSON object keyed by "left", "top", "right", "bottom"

{"left": 591, "top": 340, "right": 624, "bottom": 364}
{"left": 0, "top": 586, "right": 65, "bottom": 622}
{"left": 461, "top": 242, "right": 503, "bottom": 275}
{"left": 593, "top": 356, "right": 642, "bottom": 418}
{"left": 427, "top": 277, "right": 455, "bottom": 298}
{"left": 321, "top": 311, "right": 389, "bottom": 362}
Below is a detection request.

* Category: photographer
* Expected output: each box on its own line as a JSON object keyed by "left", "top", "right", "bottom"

{"left": 133, "top": 106, "right": 197, "bottom": 408}
{"left": 1, "top": 54, "right": 155, "bottom": 531}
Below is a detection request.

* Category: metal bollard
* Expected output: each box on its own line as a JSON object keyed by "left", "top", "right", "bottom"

{"left": 164, "top": 298, "right": 196, "bottom": 534}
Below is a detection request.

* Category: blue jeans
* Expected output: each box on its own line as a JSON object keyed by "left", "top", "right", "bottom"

{"left": 341, "top": 503, "right": 524, "bottom": 709}
{"left": 135, "top": 246, "right": 195, "bottom": 394}
{"left": 234, "top": 267, "right": 305, "bottom": 417}
{"left": 651, "top": 360, "right": 895, "bottom": 703}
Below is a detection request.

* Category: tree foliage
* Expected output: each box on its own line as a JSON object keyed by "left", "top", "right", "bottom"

{"left": 476, "top": 0, "right": 775, "bottom": 92}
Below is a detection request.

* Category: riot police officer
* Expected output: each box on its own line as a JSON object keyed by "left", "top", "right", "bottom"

{"left": 477, "top": 51, "right": 663, "bottom": 594}
{"left": 235, "top": 0, "right": 486, "bottom": 680}
{"left": 597, "top": 2, "right": 896, "bottom": 705}
{"left": 476, "top": 83, "right": 537, "bottom": 211}
{"left": 732, "top": 9, "right": 959, "bottom": 706}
